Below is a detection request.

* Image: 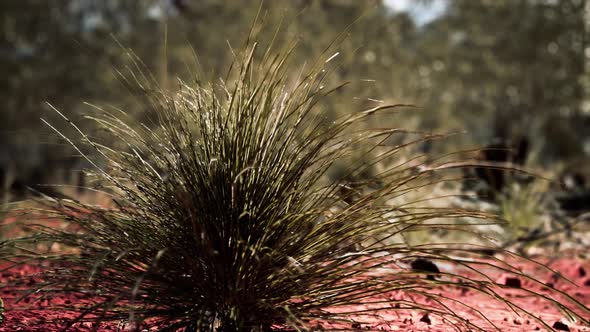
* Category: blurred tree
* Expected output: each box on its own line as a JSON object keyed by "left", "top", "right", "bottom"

{"left": 1, "top": 0, "right": 410, "bottom": 198}
{"left": 0, "top": 0, "right": 124, "bottom": 198}
{"left": 414, "top": 0, "right": 589, "bottom": 163}
{"left": 6, "top": 0, "right": 587, "bottom": 198}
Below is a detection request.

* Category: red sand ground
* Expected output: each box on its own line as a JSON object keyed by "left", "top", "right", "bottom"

{"left": 1, "top": 255, "right": 590, "bottom": 331}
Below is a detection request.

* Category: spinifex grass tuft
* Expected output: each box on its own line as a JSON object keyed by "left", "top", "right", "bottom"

{"left": 2, "top": 37, "right": 589, "bottom": 331}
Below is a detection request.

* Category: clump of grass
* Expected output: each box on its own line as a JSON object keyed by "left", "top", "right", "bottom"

{"left": 3, "top": 33, "right": 590, "bottom": 331}
{"left": 497, "top": 178, "right": 590, "bottom": 254}
{"left": 497, "top": 180, "right": 547, "bottom": 242}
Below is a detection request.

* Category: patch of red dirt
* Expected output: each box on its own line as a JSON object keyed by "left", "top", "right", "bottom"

{"left": 324, "top": 256, "right": 590, "bottom": 331}
{"left": 1, "top": 257, "right": 589, "bottom": 331}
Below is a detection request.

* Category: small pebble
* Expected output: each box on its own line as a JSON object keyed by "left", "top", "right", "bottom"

{"left": 411, "top": 258, "right": 440, "bottom": 280}
{"left": 579, "top": 266, "right": 587, "bottom": 277}
{"left": 504, "top": 277, "right": 522, "bottom": 288}
{"left": 552, "top": 321, "right": 570, "bottom": 331}
{"left": 420, "top": 314, "right": 431, "bottom": 325}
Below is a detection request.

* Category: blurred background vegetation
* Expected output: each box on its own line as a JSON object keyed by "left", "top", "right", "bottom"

{"left": 1, "top": 0, "right": 589, "bottom": 204}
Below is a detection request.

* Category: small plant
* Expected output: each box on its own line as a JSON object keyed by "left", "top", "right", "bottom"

{"left": 498, "top": 180, "right": 548, "bottom": 241}
{"left": 3, "top": 30, "right": 590, "bottom": 331}
{"left": 498, "top": 177, "right": 590, "bottom": 254}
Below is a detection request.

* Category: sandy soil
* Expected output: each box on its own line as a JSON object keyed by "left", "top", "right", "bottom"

{"left": 1, "top": 255, "right": 589, "bottom": 331}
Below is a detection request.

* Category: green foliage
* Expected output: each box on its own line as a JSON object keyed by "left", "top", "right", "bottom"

{"left": 498, "top": 181, "right": 547, "bottom": 234}
{"left": 416, "top": 0, "right": 589, "bottom": 157}
{"left": 3, "top": 1, "right": 589, "bottom": 199}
